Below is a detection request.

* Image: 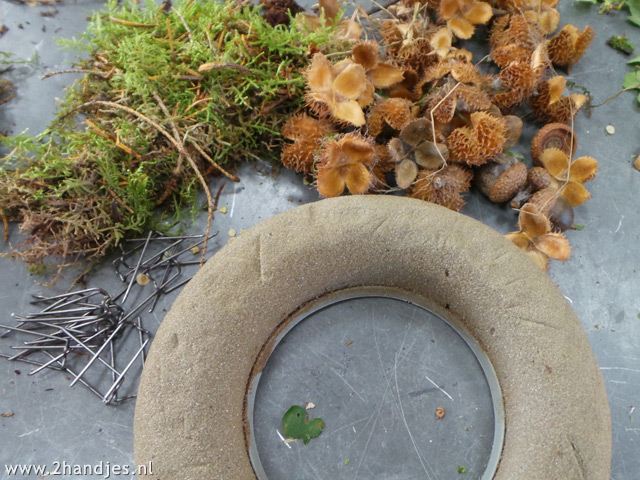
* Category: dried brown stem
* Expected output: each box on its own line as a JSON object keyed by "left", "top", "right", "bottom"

{"left": 152, "top": 93, "right": 213, "bottom": 266}
{"left": 85, "top": 119, "right": 141, "bottom": 158}
{"left": 214, "top": 183, "right": 225, "bottom": 212}
{"left": 41, "top": 69, "right": 110, "bottom": 80}
{"left": 198, "top": 62, "right": 251, "bottom": 74}
{"left": 1, "top": 208, "right": 8, "bottom": 242}
{"left": 190, "top": 141, "right": 240, "bottom": 182}
{"left": 108, "top": 188, "right": 135, "bottom": 214}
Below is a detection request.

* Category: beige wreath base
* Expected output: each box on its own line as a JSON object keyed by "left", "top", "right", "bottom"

{"left": 134, "top": 195, "right": 611, "bottom": 480}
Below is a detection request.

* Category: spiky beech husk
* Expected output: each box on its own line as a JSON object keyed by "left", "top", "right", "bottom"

{"left": 529, "top": 76, "right": 586, "bottom": 124}
{"left": 447, "top": 112, "right": 507, "bottom": 165}
{"left": 315, "top": 133, "right": 375, "bottom": 197}
{"left": 280, "top": 114, "right": 335, "bottom": 175}
{"left": 367, "top": 98, "right": 413, "bottom": 137}
{"left": 407, "top": 164, "right": 473, "bottom": 211}
{"left": 547, "top": 24, "right": 594, "bottom": 70}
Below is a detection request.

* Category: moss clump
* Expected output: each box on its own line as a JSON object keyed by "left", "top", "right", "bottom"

{"left": 0, "top": 0, "right": 341, "bottom": 265}
{"left": 607, "top": 35, "right": 635, "bottom": 55}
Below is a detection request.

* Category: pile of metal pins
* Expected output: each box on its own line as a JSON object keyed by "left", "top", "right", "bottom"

{"left": 0, "top": 231, "right": 216, "bottom": 404}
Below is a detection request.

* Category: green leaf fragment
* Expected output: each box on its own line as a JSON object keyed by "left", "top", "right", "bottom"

{"left": 458, "top": 466, "right": 468, "bottom": 474}
{"left": 623, "top": 71, "right": 640, "bottom": 105}
{"left": 628, "top": 55, "right": 640, "bottom": 66}
{"left": 574, "top": 224, "right": 585, "bottom": 230}
{"left": 344, "top": 459, "right": 350, "bottom": 466}
{"left": 629, "top": 0, "right": 640, "bottom": 25}
{"left": 505, "top": 148, "right": 525, "bottom": 160}
{"left": 281, "top": 405, "right": 324, "bottom": 445}
{"left": 624, "top": 70, "right": 640, "bottom": 88}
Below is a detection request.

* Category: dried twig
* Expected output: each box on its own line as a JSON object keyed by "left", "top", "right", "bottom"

{"left": 1, "top": 208, "right": 8, "bottom": 242}
{"left": 41, "top": 69, "right": 111, "bottom": 80}
{"left": 152, "top": 93, "right": 214, "bottom": 266}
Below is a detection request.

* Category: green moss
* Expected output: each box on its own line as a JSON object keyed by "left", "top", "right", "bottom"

{"left": 607, "top": 35, "right": 635, "bottom": 55}
{"left": 0, "top": 0, "right": 342, "bottom": 264}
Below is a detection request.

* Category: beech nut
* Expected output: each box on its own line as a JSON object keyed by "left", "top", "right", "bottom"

{"left": 475, "top": 155, "right": 527, "bottom": 203}
{"left": 503, "top": 115, "right": 523, "bottom": 149}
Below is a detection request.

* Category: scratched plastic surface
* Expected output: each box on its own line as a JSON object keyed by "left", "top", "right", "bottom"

{"left": 1, "top": 1, "right": 639, "bottom": 479}
{"left": 253, "top": 297, "right": 495, "bottom": 479}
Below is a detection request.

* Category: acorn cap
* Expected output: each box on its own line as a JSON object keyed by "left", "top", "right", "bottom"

{"left": 531, "top": 123, "right": 577, "bottom": 166}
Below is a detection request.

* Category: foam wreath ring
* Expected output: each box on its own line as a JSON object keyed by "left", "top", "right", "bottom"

{"left": 134, "top": 195, "right": 611, "bottom": 479}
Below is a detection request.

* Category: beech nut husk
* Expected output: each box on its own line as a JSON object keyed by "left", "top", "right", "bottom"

{"left": 528, "top": 187, "right": 575, "bottom": 231}
{"left": 475, "top": 155, "right": 527, "bottom": 203}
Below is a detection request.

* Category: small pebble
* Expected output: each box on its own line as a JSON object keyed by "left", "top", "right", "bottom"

{"left": 189, "top": 244, "right": 201, "bottom": 255}
{"left": 605, "top": 125, "right": 615, "bottom": 135}
{"left": 136, "top": 273, "right": 150, "bottom": 286}
{"left": 228, "top": 228, "right": 236, "bottom": 237}
{"left": 219, "top": 206, "right": 227, "bottom": 214}
{"left": 634, "top": 155, "right": 640, "bottom": 171}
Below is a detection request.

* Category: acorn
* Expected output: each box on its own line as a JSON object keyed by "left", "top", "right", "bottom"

{"left": 531, "top": 123, "right": 577, "bottom": 166}
{"left": 527, "top": 166, "right": 555, "bottom": 191}
{"left": 474, "top": 154, "right": 527, "bottom": 203}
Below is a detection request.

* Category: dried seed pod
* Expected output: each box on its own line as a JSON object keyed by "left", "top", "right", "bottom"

{"left": 547, "top": 24, "right": 595, "bottom": 70}
{"left": 447, "top": 112, "right": 507, "bottom": 166}
{"left": 408, "top": 164, "right": 473, "bottom": 211}
{"left": 281, "top": 114, "right": 334, "bottom": 175}
{"left": 531, "top": 123, "right": 577, "bottom": 165}
{"left": 395, "top": 158, "right": 419, "bottom": 189}
{"left": 367, "top": 98, "right": 413, "bottom": 137}
{"left": 352, "top": 41, "right": 379, "bottom": 70}
{"left": 474, "top": 155, "right": 527, "bottom": 203}
{"left": 400, "top": 118, "right": 433, "bottom": 147}
{"left": 414, "top": 141, "right": 448, "bottom": 169}
{"left": 527, "top": 187, "right": 574, "bottom": 231}
{"left": 529, "top": 76, "right": 586, "bottom": 124}
{"left": 316, "top": 133, "right": 375, "bottom": 197}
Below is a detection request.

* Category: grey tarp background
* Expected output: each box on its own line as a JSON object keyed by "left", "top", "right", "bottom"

{"left": 0, "top": 1, "right": 638, "bottom": 478}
